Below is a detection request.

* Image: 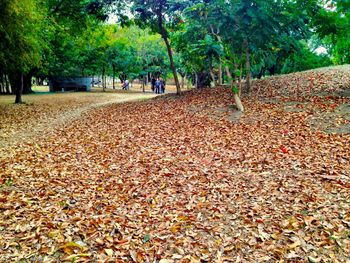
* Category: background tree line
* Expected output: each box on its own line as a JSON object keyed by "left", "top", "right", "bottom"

{"left": 0, "top": 0, "right": 349, "bottom": 103}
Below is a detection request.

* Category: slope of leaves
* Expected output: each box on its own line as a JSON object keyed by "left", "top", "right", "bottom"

{"left": 0, "top": 68, "right": 349, "bottom": 262}
{"left": 251, "top": 65, "right": 350, "bottom": 135}
{"left": 253, "top": 65, "right": 350, "bottom": 98}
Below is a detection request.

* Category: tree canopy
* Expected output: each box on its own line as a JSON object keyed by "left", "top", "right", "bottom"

{"left": 0, "top": 0, "right": 348, "bottom": 103}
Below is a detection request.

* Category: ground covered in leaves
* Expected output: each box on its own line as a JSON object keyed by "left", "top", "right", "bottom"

{"left": 0, "top": 91, "right": 156, "bottom": 149}
{"left": 0, "top": 66, "right": 350, "bottom": 262}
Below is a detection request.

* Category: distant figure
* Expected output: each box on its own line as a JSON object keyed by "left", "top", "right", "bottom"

{"left": 122, "top": 79, "right": 129, "bottom": 90}
{"left": 155, "top": 78, "right": 161, "bottom": 94}
{"left": 161, "top": 79, "right": 166, "bottom": 93}
{"left": 151, "top": 78, "right": 156, "bottom": 92}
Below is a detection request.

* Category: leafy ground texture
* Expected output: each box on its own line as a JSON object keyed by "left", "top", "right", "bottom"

{"left": 0, "top": 91, "right": 156, "bottom": 149}
{"left": 0, "top": 66, "right": 350, "bottom": 262}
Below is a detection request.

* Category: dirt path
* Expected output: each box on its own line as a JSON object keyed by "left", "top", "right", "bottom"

{"left": 0, "top": 93, "right": 157, "bottom": 150}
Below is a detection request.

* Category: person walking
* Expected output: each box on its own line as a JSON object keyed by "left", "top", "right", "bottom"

{"left": 155, "top": 78, "right": 161, "bottom": 94}
{"left": 122, "top": 79, "right": 129, "bottom": 90}
{"left": 161, "top": 79, "right": 166, "bottom": 93}
{"left": 151, "top": 78, "right": 156, "bottom": 92}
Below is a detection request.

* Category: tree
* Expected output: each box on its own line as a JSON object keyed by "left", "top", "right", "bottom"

{"left": 42, "top": 1, "right": 103, "bottom": 79}
{"left": 0, "top": 0, "right": 44, "bottom": 102}
{"left": 280, "top": 41, "right": 332, "bottom": 74}
{"left": 179, "top": 0, "right": 312, "bottom": 85}
{"left": 313, "top": 0, "right": 350, "bottom": 64}
{"left": 89, "top": 0, "right": 188, "bottom": 94}
{"left": 0, "top": 0, "right": 105, "bottom": 102}
{"left": 132, "top": 0, "right": 188, "bottom": 94}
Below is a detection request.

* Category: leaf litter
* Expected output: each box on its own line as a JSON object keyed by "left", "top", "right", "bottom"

{"left": 0, "top": 66, "right": 349, "bottom": 262}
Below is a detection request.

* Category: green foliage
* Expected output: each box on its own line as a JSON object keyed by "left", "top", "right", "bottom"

{"left": 281, "top": 42, "right": 332, "bottom": 74}
{"left": 234, "top": 69, "right": 241, "bottom": 78}
{"left": 313, "top": 0, "right": 350, "bottom": 64}
{"left": 0, "top": 0, "right": 44, "bottom": 74}
{"left": 42, "top": 12, "right": 168, "bottom": 79}
{"left": 172, "top": 0, "right": 315, "bottom": 82}
{"left": 1, "top": 0, "right": 347, "bottom": 94}
{"left": 231, "top": 85, "right": 239, "bottom": 94}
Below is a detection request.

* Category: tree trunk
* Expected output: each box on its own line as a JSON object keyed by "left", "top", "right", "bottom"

{"left": 181, "top": 75, "right": 185, "bottom": 90}
{"left": 195, "top": 72, "right": 211, "bottom": 88}
{"left": 163, "top": 35, "right": 180, "bottom": 94}
{"left": 224, "top": 66, "right": 232, "bottom": 83}
{"left": 14, "top": 68, "right": 36, "bottom": 94}
{"left": 219, "top": 61, "right": 223, "bottom": 85}
{"left": 157, "top": 13, "right": 181, "bottom": 95}
{"left": 0, "top": 73, "right": 3, "bottom": 94}
{"left": 102, "top": 66, "right": 106, "bottom": 92}
{"left": 239, "top": 63, "right": 243, "bottom": 98}
{"left": 22, "top": 73, "right": 33, "bottom": 94}
{"left": 142, "top": 76, "right": 145, "bottom": 92}
{"left": 119, "top": 74, "right": 126, "bottom": 84}
{"left": 224, "top": 66, "right": 244, "bottom": 112}
{"left": 244, "top": 39, "right": 251, "bottom": 93}
{"left": 187, "top": 76, "right": 191, "bottom": 90}
{"left": 195, "top": 72, "right": 198, "bottom": 88}
{"left": 233, "top": 93, "right": 244, "bottom": 112}
{"left": 209, "top": 26, "right": 244, "bottom": 110}
{"left": 5, "top": 74, "right": 11, "bottom": 94}
{"left": 235, "top": 62, "right": 243, "bottom": 98}
{"left": 209, "top": 26, "right": 223, "bottom": 86}
{"left": 112, "top": 65, "right": 115, "bottom": 89}
{"left": 268, "top": 65, "right": 276, "bottom": 75}
{"left": 39, "top": 77, "right": 44, "bottom": 86}
{"left": 15, "top": 73, "right": 23, "bottom": 104}
{"left": 257, "top": 67, "right": 265, "bottom": 79}
{"left": 209, "top": 70, "right": 216, "bottom": 87}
